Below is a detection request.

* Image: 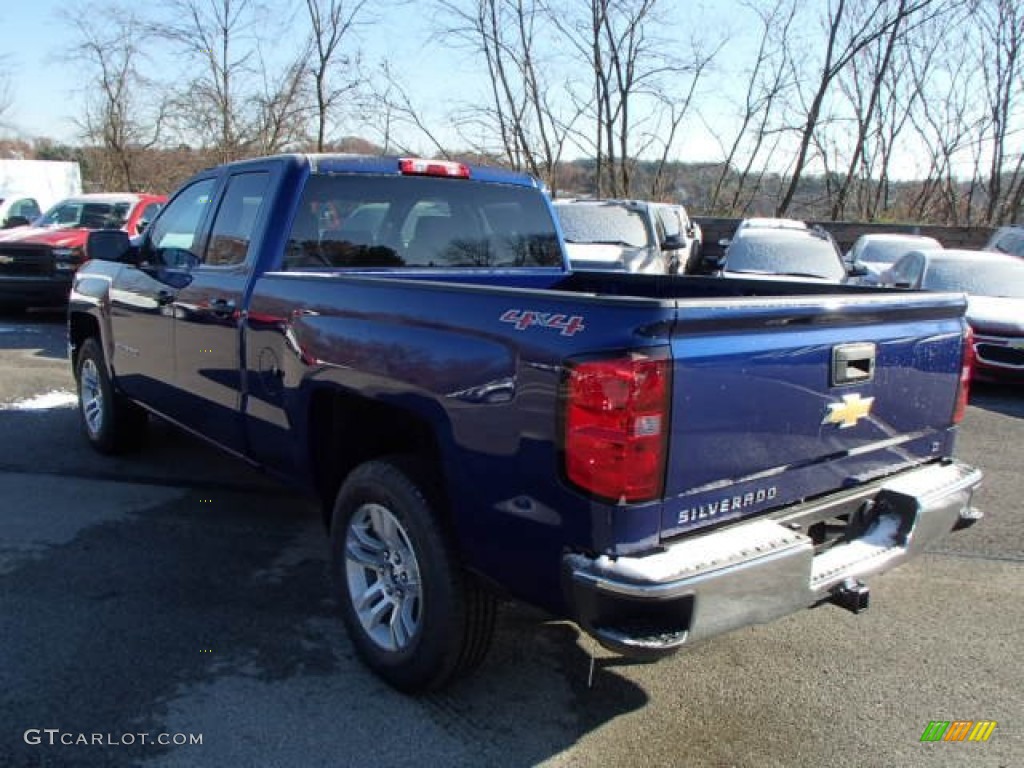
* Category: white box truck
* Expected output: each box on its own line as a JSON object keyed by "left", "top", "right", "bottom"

{"left": 0, "top": 159, "right": 82, "bottom": 227}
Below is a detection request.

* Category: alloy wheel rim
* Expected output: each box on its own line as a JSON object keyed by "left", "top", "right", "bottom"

{"left": 344, "top": 503, "right": 422, "bottom": 652}
{"left": 80, "top": 359, "right": 104, "bottom": 437}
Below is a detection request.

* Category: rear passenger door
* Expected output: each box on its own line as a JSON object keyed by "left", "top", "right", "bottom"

{"left": 171, "top": 166, "right": 275, "bottom": 452}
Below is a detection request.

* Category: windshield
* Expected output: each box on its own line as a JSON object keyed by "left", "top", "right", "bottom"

{"left": 555, "top": 204, "right": 651, "bottom": 248}
{"left": 858, "top": 238, "right": 941, "bottom": 266}
{"left": 923, "top": 258, "right": 1024, "bottom": 298}
{"left": 725, "top": 233, "right": 846, "bottom": 280}
{"left": 37, "top": 200, "right": 132, "bottom": 229}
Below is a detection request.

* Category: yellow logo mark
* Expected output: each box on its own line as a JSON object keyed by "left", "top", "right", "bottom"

{"left": 968, "top": 721, "right": 998, "bottom": 742}
{"left": 823, "top": 394, "right": 875, "bottom": 429}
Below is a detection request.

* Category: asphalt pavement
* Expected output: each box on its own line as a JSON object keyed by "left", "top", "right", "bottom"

{"left": 0, "top": 309, "right": 1020, "bottom": 768}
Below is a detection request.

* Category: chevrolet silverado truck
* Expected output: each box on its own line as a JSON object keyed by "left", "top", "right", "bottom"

{"left": 68, "top": 154, "right": 982, "bottom": 692}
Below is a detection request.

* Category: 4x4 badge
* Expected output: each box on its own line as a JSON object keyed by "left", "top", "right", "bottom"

{"left": 823, "top": 393, "right": 874, "bottom": 429}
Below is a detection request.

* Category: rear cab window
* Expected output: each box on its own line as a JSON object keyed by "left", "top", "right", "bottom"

{"left": 283, "top": 175, "right": 562, "bottom": 270}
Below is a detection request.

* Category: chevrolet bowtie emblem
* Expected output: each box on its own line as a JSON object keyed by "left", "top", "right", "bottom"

{"left": 823, "top": 394, "right": 875, "bottom": 429}
{"left": 0, "top": 255, "right": 13, "bottom": 265}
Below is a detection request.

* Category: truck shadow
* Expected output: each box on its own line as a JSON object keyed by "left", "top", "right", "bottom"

{"left": 0, "top": 405, "right": 648, "bottom": 767}
{"left": 969, "top": 382, "right": 1024, "bottom": 420}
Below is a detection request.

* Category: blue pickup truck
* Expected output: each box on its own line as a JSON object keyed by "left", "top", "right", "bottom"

{"left": 69, "top": 154, "right": 982, "bottom": 692}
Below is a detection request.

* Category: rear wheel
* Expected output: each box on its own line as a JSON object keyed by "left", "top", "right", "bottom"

{"left": 75, "top": 338, "right": 147, "bottom": 454}
{"left": 330, "top": 458, "right": 496, "bottom": 692}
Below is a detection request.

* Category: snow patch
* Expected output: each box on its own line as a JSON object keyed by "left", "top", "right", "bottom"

{"left": 1, "top": 390, "right": 79, "bottom": 411}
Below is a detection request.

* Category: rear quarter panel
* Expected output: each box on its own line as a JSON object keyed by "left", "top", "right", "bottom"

{"left": 244, "top": 272, "right": 677, "bottom": 611}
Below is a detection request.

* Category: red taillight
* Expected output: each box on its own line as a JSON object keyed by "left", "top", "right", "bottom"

{"left": 398, "top": 158, "right": 470, "bottom": 178}
{"left": 953, "top": 325, "right": 974, "bottom": 424}
{"left": 563, "top": 350, "right": 671, "bottom": 503}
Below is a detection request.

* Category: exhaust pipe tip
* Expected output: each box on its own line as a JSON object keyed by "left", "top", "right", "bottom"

{"left": 831, "top": 578, "right": 869, "bottom": 614}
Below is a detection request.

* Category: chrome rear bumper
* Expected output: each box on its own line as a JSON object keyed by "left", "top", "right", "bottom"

{"left": 563, "top": 460, "right": 982, "bottom": 657}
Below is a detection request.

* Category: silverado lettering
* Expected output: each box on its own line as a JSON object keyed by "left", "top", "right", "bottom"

{"left": 678, "top": 487, "right": 779, "bottom": 525}
{"left": 68, "top": 153, "right": 982, "bottom": 693}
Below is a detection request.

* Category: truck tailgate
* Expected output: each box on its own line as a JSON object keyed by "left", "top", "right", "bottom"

{"left": 661, "top": 291, "right": 968, "bottom": 540}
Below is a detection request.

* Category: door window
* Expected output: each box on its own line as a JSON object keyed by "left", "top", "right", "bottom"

{"left": 205, "top": 172, "right": 270, "bottom": 266}
{"left": 147, "top": 179, "right": 217, "bottom": 266}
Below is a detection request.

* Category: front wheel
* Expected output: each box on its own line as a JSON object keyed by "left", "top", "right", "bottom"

{"left": 330, "top": 458, "right": 496, "bottom": 692}
{"left": 75, "top": 338, "right": 147, "bottom": 454}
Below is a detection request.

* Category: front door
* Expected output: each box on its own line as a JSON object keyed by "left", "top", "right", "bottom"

{"left": 172, "top": 170, "right": 273, "bottom": 454}
{"left": 110, "top": 178, "right": 217, "bottom": 405}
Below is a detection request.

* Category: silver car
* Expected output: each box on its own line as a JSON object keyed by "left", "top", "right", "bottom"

{"left": 553, "top": 199, "right": 689, "bottom": 275}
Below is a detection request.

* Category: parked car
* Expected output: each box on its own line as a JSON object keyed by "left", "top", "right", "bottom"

{"left": 708, "top": 227, "right": 860, "bottom": 283}
{"left": 553, "top": 198, "right": 689, "bottom": 274}
{"left": 983, "top": 225, "right": 1024, "bottom": 258}
{"left": 652, "top": 202, "right": 702, "bottom": 273}
{"left": 880, "top": 248, "right": 1024, "bottom": 380}
{"left": 0, "top": 192, "right": 165, "bottom": 310}
{"left": 846, "top": 233, "right": 943, "bottom": 284}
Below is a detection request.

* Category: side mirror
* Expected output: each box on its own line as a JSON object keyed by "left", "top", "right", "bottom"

{"left": 661, "top": 234, "right": 685, "bottom": 251}
{"left": 86, "top": 229, "right": 133, "bottom": 262}
{"left": 160, "top": 247, "right": 200, "bottom": 270}
{"left": 718, "top": 238, "right": 731, "bottom": 248}
{"left": 137, "top": 217, "right": 151, "bottom": 234}
{"left": 847, "top": 262, "right": 868, "bottom": 277}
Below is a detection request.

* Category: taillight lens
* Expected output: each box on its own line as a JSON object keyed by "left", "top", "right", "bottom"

{"left": 563, "top": 349, "right": 671, "bottom": 503}
{"left": 953, "top": 325, "right": 974, "bottom": 424}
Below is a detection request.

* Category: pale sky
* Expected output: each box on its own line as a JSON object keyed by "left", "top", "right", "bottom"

{"left": 1, "top": 0, "right": 740, "bottom": 163}
{"left": 0, "top": 0, "right": 995, "bottom": 183}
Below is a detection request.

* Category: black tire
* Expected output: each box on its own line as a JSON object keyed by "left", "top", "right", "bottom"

{"left": 74, "top": 337, "right": 148, "bottom": 454}
{"left": 330, "top": 457, "right": 496, "bottom": 692}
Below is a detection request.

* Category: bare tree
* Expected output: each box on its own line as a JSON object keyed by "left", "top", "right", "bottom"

{"left": 547, "top": 0, "right": 710, "bottom": 197}
{"left": 0, "top": 56, "right": 12, "bottom": 130}
{"left": 976, "top": 0, "right": 1024, "bottom": 224}
{"left": 154, "top": 0, "right": 262, "bottom": 161}
{"left": 775, "top": 0, "right": 935, "bottom": 216}
{"left": 828, "top": 2, "right": 915, "bottom": 220}
{"left": 362, "top": 60, "right": 452, "bottom": 158}
{"left": 436, "top": 0, "right": 587, "bottom": 194}
{"left": 304, "top": 0, "right": 369, "bottom": 151}
{"left": 899, "top": 7, "right": 988, "bottom": 225}
{"left": 68, "top": 2, "right": 165, "bottom": 190}
{"left": 250, "top": 42, "right": 314, "bottom": 154}
{"left": 706, "top": 0, "right": 798, "bottom": 215}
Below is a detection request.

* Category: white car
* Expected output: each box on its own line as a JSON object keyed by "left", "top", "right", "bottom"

{"left": 719, "top": 217, "right": 808, "bottom": 250}
{"left": 847, "top": 233, "right": 943, "bottom": 285}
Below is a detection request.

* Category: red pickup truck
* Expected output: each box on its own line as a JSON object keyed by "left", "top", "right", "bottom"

{"left": 0, "top": 192, "right": 165, "bottom": 310}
